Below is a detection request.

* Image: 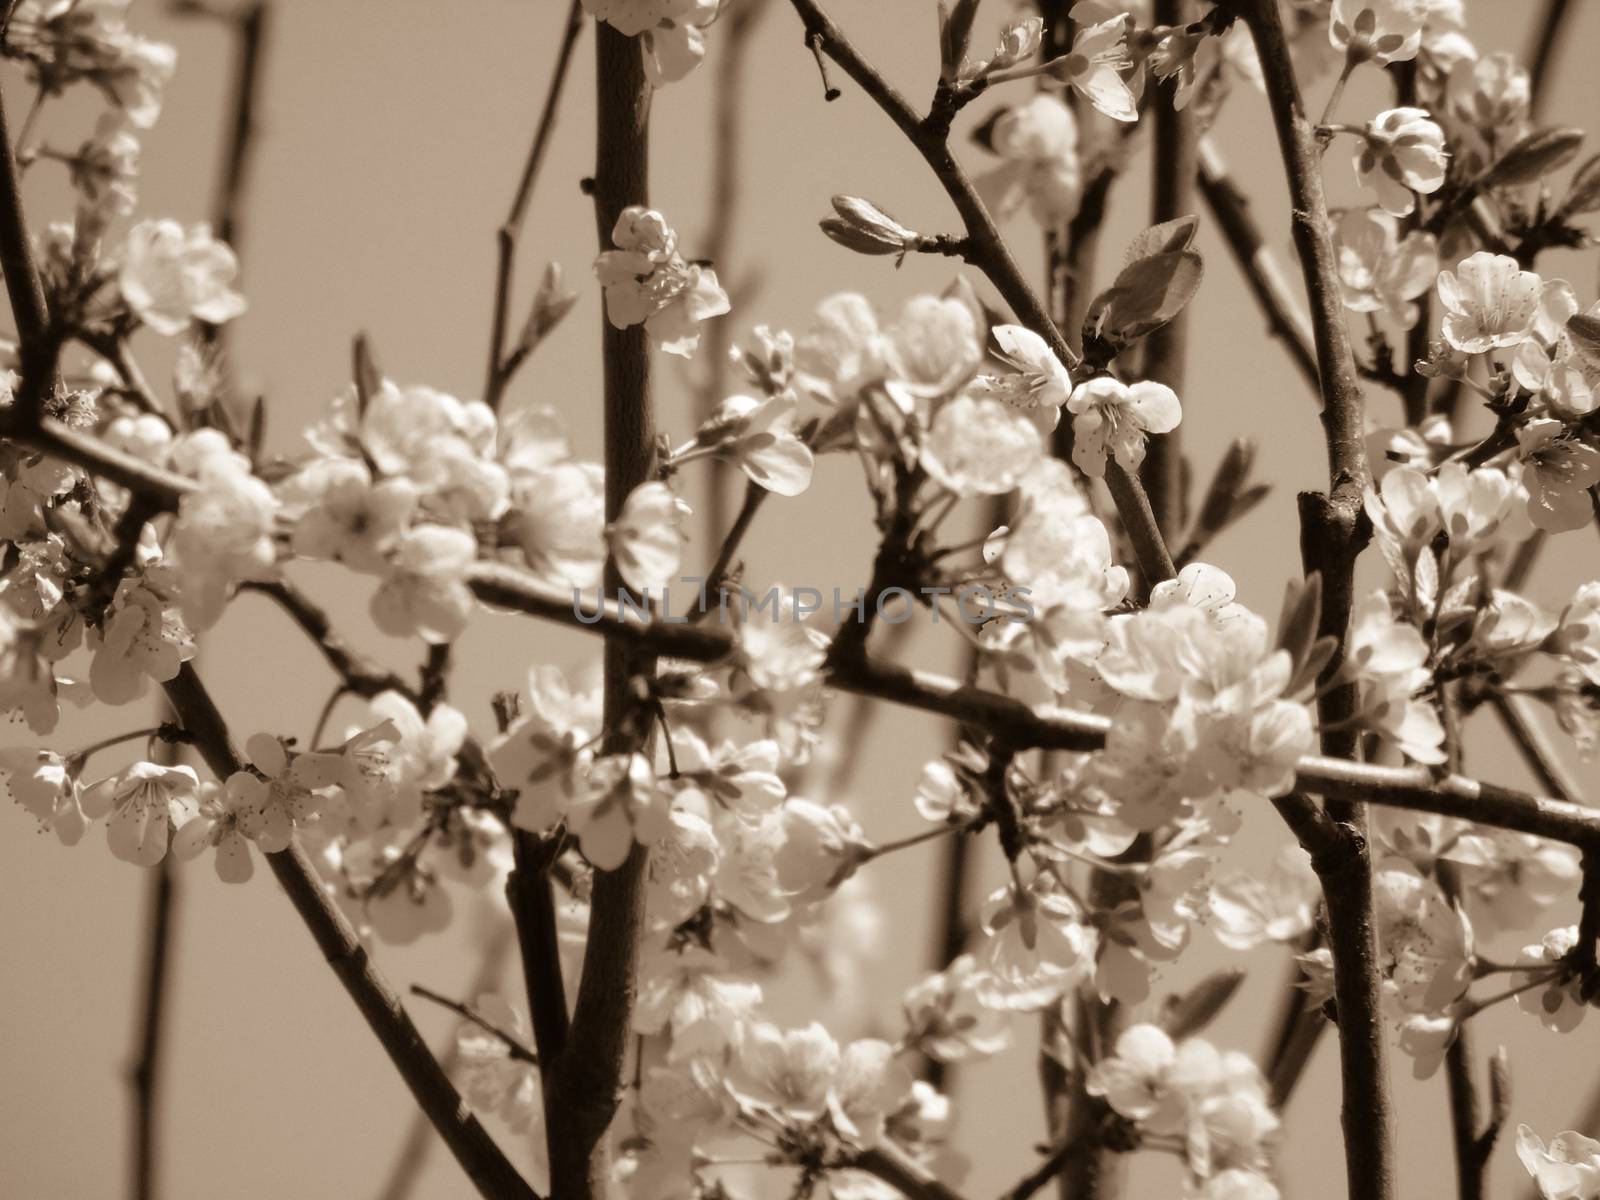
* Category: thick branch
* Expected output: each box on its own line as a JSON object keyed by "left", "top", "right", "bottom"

{"left": 128, "top": 856, "right": 176, "bottom": 1200}
{"left": 1235, "top": 1, "right": 1388, "bottom": 1194}
{"left": 542, "top": 22, "right": 656, "bottom": 1200}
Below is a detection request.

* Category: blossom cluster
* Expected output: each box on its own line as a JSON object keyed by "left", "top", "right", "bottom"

{"left": 3, "top": 2, "right": 1600, "bottom": 1198}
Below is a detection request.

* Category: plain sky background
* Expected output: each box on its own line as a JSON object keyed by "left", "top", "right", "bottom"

{"left": 3, "top": 1, "right": 1599, "bottom": 1197}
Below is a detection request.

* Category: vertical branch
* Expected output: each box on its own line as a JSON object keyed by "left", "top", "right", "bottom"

{"left": 484, "top": 0, "right": 585, "bottom": 410}
{"left": 1140, "top": 0, "right": 1196, "bottom": 538}
{"left": 0, "top": 73, "right": 52, "bottom": 419}
{"left": 543, "top": 21, "right": 657, "bottom": 1200}
{"left": 1234, "top": 2, "right": 1390, "bottom": 1198}
{"left": 1525, "top": 0, "right": 1573, "bottom": 120}
{"left": 128, "top": 856, "right": 177, "bottom": 1200}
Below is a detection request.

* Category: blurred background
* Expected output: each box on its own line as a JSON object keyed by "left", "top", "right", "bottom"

{"left": 2, "top": 1, "right": 1598, "bottom": 1196}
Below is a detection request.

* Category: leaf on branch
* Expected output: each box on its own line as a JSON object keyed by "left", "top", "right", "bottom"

{"left": 1191, "top": 438, "right": 1257, "bottom": 543}
{"left": 1276, "top": 572, "right": 1323, "bottom": 674}
{"left": 1160, "top": 968, "right": 1246, "bottom": 1040}
{"left": 1560, "top": 153, "right": 1600, "bottom": 216}
{"left": 1567, "top": 313, "right": 1600, "bottom": 371}
{"left": 1480, "top": 127, "right": 1584, "bottom": 189}
{"left": 1122, "top": 214, "right": 1200, "bottom": 266}
{"left": 1083, "top": 248, "right": 1204, "bottom": 362}
{"left": 939, "top": 0, "right": 982, "bottom": 83}
{"left": 820, "top": 195, "right": 919, "bottom": 257}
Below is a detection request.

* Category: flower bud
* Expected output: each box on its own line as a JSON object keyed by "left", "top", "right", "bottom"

{"left": 819, "top": 195, "right": 920, "bottom": 257}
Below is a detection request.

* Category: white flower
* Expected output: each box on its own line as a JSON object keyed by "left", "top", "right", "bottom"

{"left": 634, "top": 944, "right": 761, "bottom": 1061}
{"left": 1208, "top": 844, "right": 1320, "bottom": 950}
{"left": 706, "top": 391, "right": 814, "bottom": 497}
{"left": 1087, "top": 1024, "right": 1186, "bottom": 1130}
{"left": 1447, "top": 51, "right": 1530, "bottom": 133}
{"left": 1517, "top": 1125, "right": 1600, "bottom": 1200}
{"left": 774, "top": 798, "right": 867, "bottom": 904}
{"left": 223, "top": 733, "right": 342, "bottom": 853}
{"left": 1355, "top": 108, "right": 1448, "bottom": 217}
{"left": 81, "top": 761, "right": 200, "bottom": 866}
{"left": 973, "top": 884, "right": 1095, "bottom": 1010}
{"left": 975, "top": 94, "right": 1083, "bottom": 224}
{"left": 456, "top": 994, "right": 543, "bottom": 1134}
{"left": 1517, "top": 419, "right": 1600, "bottom": 534}
{"left": 568, "top": 752, "right": 666, "bottom": 870}
{"left": 793, "top": 292, "right": 896, "bottom": 406}
{"left": 494, "top": 665, "right": 600, "bottom": 835}
{"left": 1372, "top": 857, "right": 1474, "bottom": 1014}
{"left": 0, "top": 747, "right": 88, "bottom": 845}
{"left": 970, "top": 324, "right": 1073, "bottom": 434}
{"left": 89, "top": 577, "right": 192, "bottom": 706}
{"left": 731, "top": 1021, "right": 839, "bottom": 1121}
{"left": 922, "top": 393, "right": 1043, "bottom": 496}
{"left": 1558, "top": 582, "right": 1600, "bottom": 688}
{"left": 1066, "top": 377, "right": 1182, "bottom": 477}
{"left": 171, "top": 457, "right": 278, "bottom": 632}
{"left": 1048, "top": 13, "right": 1137, "bottom": 122}
{"left": 595, "top": 206, "right": 729, "bottom": 357}
{"left": 118, "top": 220, "right": 246, "bottom": 335}
{"left": 902, "top": 954, "right": 1012, "bottom": 1061}
{"left": 581, "top": 0, "right": 718, "bottom": 85}
{"left": 607, "top": 481, "right": 688, "bottom": 595}
{"left": 370, "top": 524, "right": 478, "bottom": 644}
{"left": 1334, "top": 209, "right": 1438, "bottom": 328}
{"left": 1437, "top": 252, "right": 1543, "bottom": 353}
{"left": 828, "top": 1038, "right": 913, "bottom": 1149}
{"left": 286, "top": 458, "right": 418, "bottom": 574}
{"left": 172, "top": 781, "right": 255, "bottom": 882}
{"left": 506, "top": 459, "right": 605, "bottom": 588}
{"left": 1516, "top": 926, "right": 1587, "bottom": 1034}
{"left": 1329, "top": 0, "right": 1427, "bottom": 64}
{"left": 369, "top": 691, "right": 466, "bottom": 824}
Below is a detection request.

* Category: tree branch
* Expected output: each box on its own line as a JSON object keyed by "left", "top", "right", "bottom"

{"left": 484, "top": 0, "right": 584, "bottom": 410}
{"left": 542, "top": 21, "right": 657, "bottom": 1200}
{"left": 159, "top": 664, "right": 537, "bottom": 1199}
{"left": 1195, "top": 137, "right": 1318, "bottom": 392}
{"left": 1232, "top": 2, "right": 1389, "bottom": 1194}
{"left": 128, "top": 855, "right": 177, "bottom": 1200}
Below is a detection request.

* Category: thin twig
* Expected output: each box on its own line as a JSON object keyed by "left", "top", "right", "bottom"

{"left": 128, "top": 853, "right": 176, "bottom": 1200}
{"left": 1233, "top": 2, "right": 1389, "bottom": 1196}
{"left": 374, "top": 924, "right": 516, "bottom": 1200}
{"left": 1526, "top": 0, "right": 1574, "bottom": 120}
{"left": 409, "top": 983, "right": 538, "bottom": 1065}
{"left": 484, "top": 0, "right": 584, "bottom": 410}
{"left": 1195, "top": 138, "right": 1318, "bottom": 391}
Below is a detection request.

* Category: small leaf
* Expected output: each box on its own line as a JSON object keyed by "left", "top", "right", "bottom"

{"left": 1488, "top": 1047, "right": 1512, "bottom": 1130}
{"left": 1192, "top": 438, "right": 1257, "bottom": 544}
{"left": 1123, "top": 215, "right": 1200, "bottom": 266}
{"left": 1480, "top": 127, "right": 1584, "bottom": 189}
{"left": 939, "top": 0, "right": 982, "bottom": 82}
{"left": 1560, "top": 154, "right": 1600, "bottom": 216}
{"left": 247, "top": 394, "right": 266, "bottom": 467}
{"left": 1084, "top": 248, "right": 1205, "bottom": 356}
{"left": 1286, "top": 635, "right": 1340, "bottom": 697}
{"left": 1567, "top": 313, "right": 1600, "bottom": 371}
{"left": 1161, "top": 969, "right": 1246, "bottom": 1040}
{"left": 1276, "top": 572, "right": 1323, "bottom": 678}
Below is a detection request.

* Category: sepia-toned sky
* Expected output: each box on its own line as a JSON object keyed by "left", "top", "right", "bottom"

{"left": 3, "top": 2, "right": 1599, "bottom": 1197}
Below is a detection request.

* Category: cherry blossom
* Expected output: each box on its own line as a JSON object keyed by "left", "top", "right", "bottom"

{"left": 975, "top": 94, "right": 1083, "bottom": 225}
{"left": 607, "top": 481, "right": 689, "bottom": 595}
{"left": 117, "top": 220, "right": 246, "bottom": 335}
{"left": 0, "top": 747, "right": 89, "bottom": 845}
{"left": 567, "top": 751, "right": 667, "bottom": 871}
{"left": 172, "top": 780, "right": 255, "bottom": 882}
{"left": 1046, "top": 11, "right": 1137, "bottom": 122}
{"left": 1437, "top": 252, "right": 1543, "bottom": 353}
{"left": 595, "top": 206, "right": 729, "bottom": 357}
{"left": 1334, "top": 208, "right": 1438, "bottom": 328}
{"left": 1355, "top": 108, "right": 1448, "bottom": 217}
{"left": 700, "top": 391, "right": 814, "bottom": 497}
{"left": 81, "top": 760, "right": 199, "bottom": 866}
{"left": 1329, "top": 0, "right": 1427, "bottom": 64}
{"left": 1516, "top": 419, "right": 1600, "bottom": 533}
{"left": 1517, "top": 1125, "right": 1600, "bottom": 1200}
{"left": 370, "top": 524, "right": 478, "bottom": 644}
{"left": 1065, "top": 377, "right": 1182, "bottom": 477}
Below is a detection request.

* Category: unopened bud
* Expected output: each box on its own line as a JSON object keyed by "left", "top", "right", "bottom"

{"left": 514, "top": 262, "right": 579, "bottom": 357}
{"left": 989, "top": 15, "right": 1042, "bottom": 72}
{"left": 820, "top": 195, "right": 920, "bottom": 257}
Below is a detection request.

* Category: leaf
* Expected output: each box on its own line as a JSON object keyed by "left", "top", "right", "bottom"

{"left": 1275, "top": 572, "right": 1323, "bottom": 678}
{"left": 1286, "top": 635, "right": 1340, "bottom": 698}
{"left": 246, "top": 394, "right": 266, "bottom": 467}
{"left": 1560, "top": 153, "right": 1600, "bottom": 216}
{"left": 1567, "top": 313, "right": 1600, "bottom": 371}
{"left": 1480, "top": 127, "right": 1584, "bottom": 189}
{"left": 1123, "top": 215, "right": 1200, "bottom": 266}
{"left": 1083, "top": 249, "right": 1204, "bottom": 357}
{"left": 939, "top": 0, "right": 982, "bottom": 82}
{"left": 1193, "top": 438, "right": 1257, "bottom": 543}
{"left": 1160, "top": 969, "right": 1246, "bottom": 1040}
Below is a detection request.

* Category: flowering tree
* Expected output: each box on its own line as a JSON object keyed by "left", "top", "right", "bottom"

{"left": 5, "top": 2, "right": 1600, "bottom": 1199}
